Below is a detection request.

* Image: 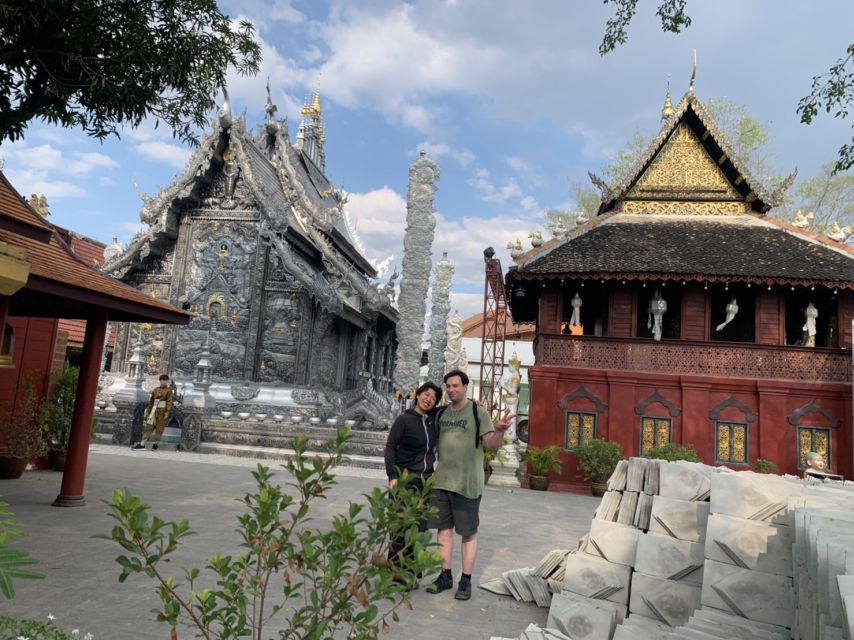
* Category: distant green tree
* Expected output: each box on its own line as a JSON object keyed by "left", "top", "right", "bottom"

{"left": 783, "top": 163, "right": 854, "bottom": 231}
{"left": 0, "top": 0, "right": 261, "bottom": 145}
{"left": 597, "top": 1, "right": 853, "bottom": 173}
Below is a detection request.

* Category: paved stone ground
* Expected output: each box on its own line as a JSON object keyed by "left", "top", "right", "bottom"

{"left": 1, "top": 444, "right": 598, "bottom": 639}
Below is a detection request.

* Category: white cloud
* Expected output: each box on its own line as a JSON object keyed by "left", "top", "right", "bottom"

{"left": 506, "top": 155, "right": 543, "bottom": 187}
{"left": 416, "top": 141, "right": 475, "bottom": 166}
{"left": 75, "top": 152, "right": 119, "bottom": 171}
{"left": 134, "top": 141, "right": 192, "bottom": 169}
{"left": 467, "top": 167, "right": 522, "bottom": 204}
{"left": 449, "top": 292, "right": 485, "bottom": 322}
{"left": 520, "top": 195, "right": 539, "bottom": 212}
{"left": 3, "top": 168, "right": 86, "bottom": 198}
{"left": 99, "top": 176, "right": 116, "bottom": 187}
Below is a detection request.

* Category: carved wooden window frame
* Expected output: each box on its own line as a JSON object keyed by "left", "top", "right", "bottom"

{"left": 715, "top": 421, "right": 749, "bottom": 465}
{"left": 564, "top": 411, "right": 597, "bottom": 451}
{"left": 797, "top": 427, "right": 832, "bottom": 470}
{"left": 640, "top": 416, "right": 671, "bottom": 457}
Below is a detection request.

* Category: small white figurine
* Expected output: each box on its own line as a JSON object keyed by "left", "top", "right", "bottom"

{"left": 715, "top": 298, "right": 739, "bottom": 331}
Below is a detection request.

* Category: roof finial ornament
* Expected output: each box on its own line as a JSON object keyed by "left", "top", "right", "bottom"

{"left": 218, "top": 84, "right": 232, "bottom": 130}
{"left": 662, "top": 80, "right": 674, "bottom": 121}
{"left": 265, "top": 77, "right": 277, "bottom": 125}
{"left": 688, "top": 50, "right": 697, "bottom": 94}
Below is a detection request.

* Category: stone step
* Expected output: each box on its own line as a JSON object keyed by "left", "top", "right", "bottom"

{"left": 201, "top": 422, "right": 387, "bottom": 457}
{"left": 196, "top": 442, "right": 386, "bottom": 470}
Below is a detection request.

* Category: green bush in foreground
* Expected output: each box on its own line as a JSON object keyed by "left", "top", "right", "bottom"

{"left": 101, "top": 426, "right": 441, "bottom": 640}
{"left": 646, "top": 442, "right": 702, "bottom": 462}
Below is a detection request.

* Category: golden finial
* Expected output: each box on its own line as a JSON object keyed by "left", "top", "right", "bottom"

{"left": 28, "top": 194, "right": 49, "bottom": 216}
{"left": 147, "top": 354, "right": 157, "bottom": 367}
{"left": 662, "top": 82, "right": 673, "bottom": 120}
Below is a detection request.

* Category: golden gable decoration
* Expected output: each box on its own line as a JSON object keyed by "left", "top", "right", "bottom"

{"left": 626, "top": 123, "right": 740, "bottom": 204}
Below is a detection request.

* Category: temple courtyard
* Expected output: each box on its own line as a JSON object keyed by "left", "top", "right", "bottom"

{"left": 0, "top": 445, "right": 598, "bottom": 639}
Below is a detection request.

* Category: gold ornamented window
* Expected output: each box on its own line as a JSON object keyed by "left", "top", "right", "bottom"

{"left": 641, "top": 417, "right": 671, "bottom": 456}
{"left": 798, "top": 427, "right": 831, "bottom": 469}
{"left": 565, "top": 411, "right": 596, "bottom": 450}
{"left": 715, "top": 421, "right": 748, "bottom": 464}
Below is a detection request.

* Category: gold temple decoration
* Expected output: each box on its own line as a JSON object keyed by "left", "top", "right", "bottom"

{"left": 206, "top": 294, "right": 226, "bottom": 320}
{"left": 717, "top": 422, "right": 747, "bottom": 464}
{"left": 219, "top": 242, "right": 229, "bottom": 258}
{"left": 641, "top": 417, "right": 671, "bottom": 456}
{"left": 230, "top": 308, "right": 239, "bottom": 325}
{"left": 625, "top": 122, "right": 740, "bottom": 205}
{"left": 141, "top": 322, "right": 153, "bottom": 331}
{"left": 616, "top": 200, "right": 749, "bottom": 215}
{"left": 147, "top": 354, "right": 157, "bottom": 367}
{"left": 149, "top": 287, "right": 157, "bottom": 298}
{"left": 661, "top": 88, "right": 673, "bottom": 120}
{"left": 798, "top": 427, "right": 830, "bottom": 468}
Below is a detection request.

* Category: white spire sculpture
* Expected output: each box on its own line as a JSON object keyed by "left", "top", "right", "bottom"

{"left": 393, "top": 152, "right": 439, "bottom": 393}
{"left": 427, "top": 252, "right": 454, "bottom": 383}
{"left": 444, "top": 311, "right": 464, "bottom": 373}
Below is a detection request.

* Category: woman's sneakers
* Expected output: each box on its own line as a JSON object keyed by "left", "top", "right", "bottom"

{"left": 427, "top": 569, "right": 453, "bottom": 594}
{"left": 132, "top": 443, "right": 145, "bottom": 450}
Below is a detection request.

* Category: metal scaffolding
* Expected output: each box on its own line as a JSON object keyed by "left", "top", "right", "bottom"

{"left": 478, "top": 247, "right": 507, "bottom": 415}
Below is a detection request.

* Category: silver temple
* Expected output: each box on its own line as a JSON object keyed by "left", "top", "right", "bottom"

{"left": 100, "top": 86, "right": 399, "bottom": 451}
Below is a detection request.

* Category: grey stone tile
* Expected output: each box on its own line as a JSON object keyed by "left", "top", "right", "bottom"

{"left": 629, "top": 572, "right": 702, "bottom": 626}
{"left": 649, "top": 495, "right": 710, "bottom": 542}
{"left": 704, "top": 513, "right": 792, "bottom": 576}
{"left": 562, "top": 553, "right": 632, "bottom": 605}
{"left": 582, "top": 520, "right": 640, "bottom": 567}
{"left": 634, "top": 532, "right": 704, "bottom": 584}
{"left": 700, "top": 559, "right": 794, "bottom": 627}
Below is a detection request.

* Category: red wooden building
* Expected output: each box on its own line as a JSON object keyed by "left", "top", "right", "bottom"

{"left": 0, "top": 170, "right": 189, "bottom": 505}
{"left": 507, "top": 91, "right": 854, "bottom": 491}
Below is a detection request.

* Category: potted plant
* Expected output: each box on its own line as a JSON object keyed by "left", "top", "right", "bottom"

{"left": 521, "top": 445, "right": 562, "bottom": 491}
{"left": 646, "top": 442, "right": 701, "bottom": 462}
{"left": 575, "top": 438, "right": 623, "bottom": 497}
{"left": 0, "top": 373, "right": 49, "bottom": 479}
{"left": 42, "top": 366, "right": 79, "bottom": 471}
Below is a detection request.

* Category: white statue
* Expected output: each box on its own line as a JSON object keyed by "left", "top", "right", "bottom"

{"left": 715, "top": 298, "right": 739, "bottom": 332}
{"left": 528, "top": 230, "right": 544, "bottom": 248}
{"left": 792, "top": 210, "right": 815, "bottom": 229}
{"left": 570, "top": 292, "right": 582, "bottom": 327}
{"left": 648, "top": 289, "right": 667, "bottom": 341}
{"left": 575, "top": 210, "right": 589, "bottom": 226}
{"left": 803, "top": 302, "right": 818, "bottom": 347}
{"left": 553, "top": 217, "right": 567, "bottom": 239}
{"left": 499, "top": 351, "right": 522, "bottom": 441}
{"left": 828, "top": 221, "right": 852, "bottom": 242}
{"left": 506, "top": 238, "right": 524, "bottom": 262}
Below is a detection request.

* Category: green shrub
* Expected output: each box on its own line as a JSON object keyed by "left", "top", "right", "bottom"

{"left": 751, "top": 458, "right": 780, "bottom": 474}
{"left": 0, "top": 615, "right": 90, "bottom": 639}
{"left": 43, "top": 366, "right": 79, "bottom": 451}
{"left": 101, "top": 426, "right": 441, "bottom": 639}
{"left": 646, "top": 442, "right": 701, "bottom": 462}
{"left": 0, "top": 499, "right": 42, "bottom": 599}
{"left": 575, "top": 438, "right": 623, "bottom": 482}
{"left": 521, "top": 445, "right": 563, "bottom": 476}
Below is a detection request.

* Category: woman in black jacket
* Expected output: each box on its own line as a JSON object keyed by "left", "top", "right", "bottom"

{"left": 384, "top": 380, "right": 442, "bottom": 579}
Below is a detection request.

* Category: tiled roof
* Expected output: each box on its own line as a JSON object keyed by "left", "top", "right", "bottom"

{"left": 0, "top": 171, "right": 191, "bottom": 324}
{"left": 0, "top": 172, "right": 52, "bottom": 231}
{"left": 511, "top": 214, "right": 854, "bottom": 288}
{"left": 58, "top": 320, "right": 116, "bottom": 348}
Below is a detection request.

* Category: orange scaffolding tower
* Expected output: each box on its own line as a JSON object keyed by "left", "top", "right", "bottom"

{"left": 478, "top": 247, "right": 506, "bottom": 415}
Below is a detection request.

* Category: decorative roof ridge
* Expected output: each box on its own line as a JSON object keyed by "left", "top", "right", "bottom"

{"left": 515, "top": 210, "right": 621, "bottom": 271}
{"left": 0, "top": 169, "right": 53, "bottom": 231}
{"left": 758, "top": 214, "right": 854, "bottom": 258}
{"left": 599, "top": 92, "right": 784, "bottom": 213}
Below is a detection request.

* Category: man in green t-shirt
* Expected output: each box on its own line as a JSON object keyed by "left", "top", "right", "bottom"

{"left": 427, "top": 369, "right": 513, "bottom": 601}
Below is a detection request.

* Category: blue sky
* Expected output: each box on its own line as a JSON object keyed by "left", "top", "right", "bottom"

{"left": 1, "top": 0, "right": 852, "bottom": 319}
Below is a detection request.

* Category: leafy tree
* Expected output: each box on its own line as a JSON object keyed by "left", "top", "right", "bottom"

{"left": 0, "top": 0, "right": 261, "bottom": 145}
{"left": 0, "top": 500, "right": 42, "bottom": 600}
{"left": 783, "top": 163, "right": 854, "bottom": 231}
{"left": 597, "top": 1, "right": 853, "bottom": 173}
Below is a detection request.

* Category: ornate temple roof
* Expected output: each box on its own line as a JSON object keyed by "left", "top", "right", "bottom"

{"left": 104, "top": 88, "right": 375, "bottom": 281}
{"left": 592, "top": 91, "right": 796, "bottom": 215}
{"left": 508, "top": 88, "right": 854, "bottom": 296}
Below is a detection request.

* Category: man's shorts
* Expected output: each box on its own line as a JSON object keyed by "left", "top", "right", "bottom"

{"left": 428, "top": 489, "right": 481, "bottom": 537}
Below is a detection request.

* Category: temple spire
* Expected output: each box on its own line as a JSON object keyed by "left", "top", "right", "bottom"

{"left": 661, "top": 82, "right": 673, "bottom": 121}
{"left": 688, "top": 50, "right": 697, "bottom": 94}
{"left": 295, "top": 79, "right": 326, "bottom": 172}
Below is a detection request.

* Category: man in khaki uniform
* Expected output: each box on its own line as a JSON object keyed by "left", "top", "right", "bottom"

{"left": 133, "top": 374, "right": 173, "bottom": 450}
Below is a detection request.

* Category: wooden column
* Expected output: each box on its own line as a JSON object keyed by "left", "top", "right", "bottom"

{"left": 53, "top": 309, "right": 108, "bottom": 507}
